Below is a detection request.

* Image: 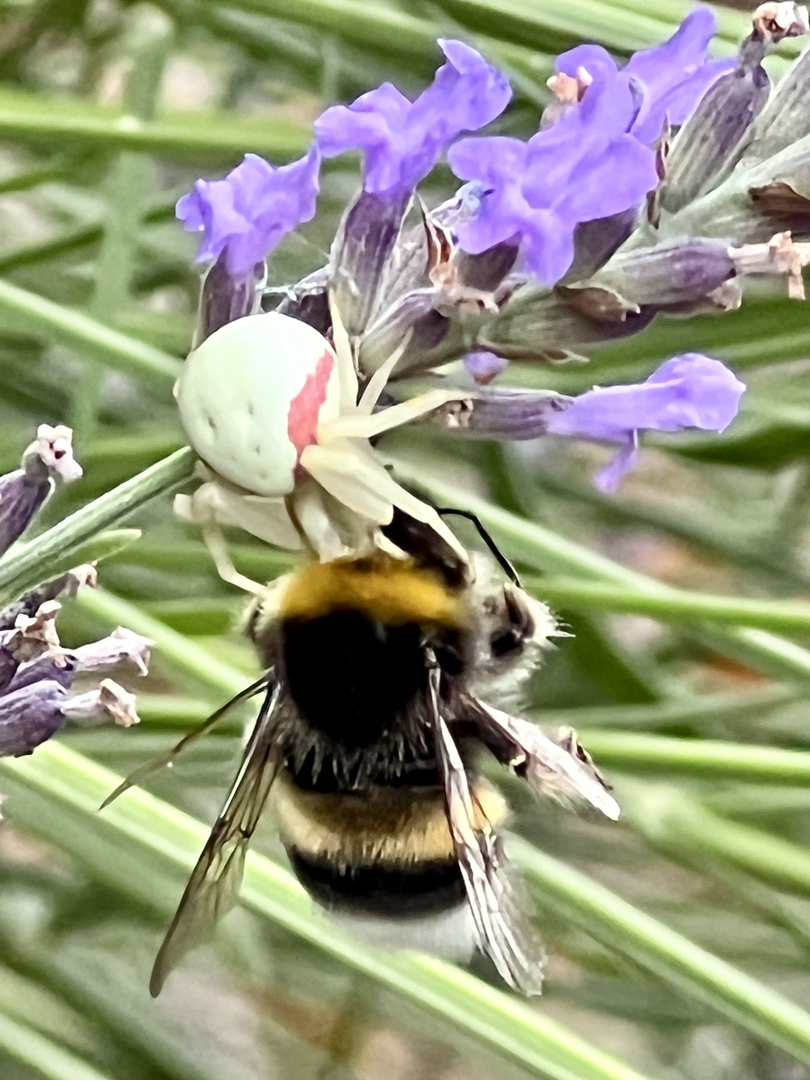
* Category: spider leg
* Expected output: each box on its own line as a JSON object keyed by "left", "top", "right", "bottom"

{"left": 201, "top": 523, "right": 268, "bottom": 597}
{"left": 328, "top": 293, "right": 359, "bottom": 413}
{"left": 356, "top": 334, "right": 411, "bottom": 415}
{"left": 320, "top": 388, "right": 474, "bottom": 441}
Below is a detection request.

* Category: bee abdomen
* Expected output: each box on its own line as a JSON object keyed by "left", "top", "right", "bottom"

{"left": 287, "top": 848, "right": 466, "bottom": 916}
{"left": 272, "top": 769, "right": 506, "bottom": 933}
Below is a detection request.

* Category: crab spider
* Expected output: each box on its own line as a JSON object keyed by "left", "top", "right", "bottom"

{"left": 174, "top": 304, "right": 473, "bottom": 593}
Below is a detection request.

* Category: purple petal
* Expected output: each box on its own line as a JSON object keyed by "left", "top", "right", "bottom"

{"left": 548, "top": 354, "right": 745, "bottom": 441}
{"left": 176, "top": 146, "right": 321, "bottom": 278}
{"left": 553, "top": 9, "right": 734, "bottom": 148}
{"left": 316, "top": 39, "right": 510, "bottom": 194}
{"left": 625, "top": 8, "right": 717, "bottom": 96}
{"left": 595, "top": 440, "right": 640, "bottom": 492}
{"left": 452, "top": 75, "right": 656, "bottom": 285}
{"left": 555, "top": 43, "right": 619, "bottom": 83}
{"left": 547, "top": 355, "right": 745, "bottom": 487}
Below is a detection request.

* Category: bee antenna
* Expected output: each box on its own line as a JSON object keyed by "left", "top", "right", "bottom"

{"left": 436, "top": 508, "right": 523, "bottom": 589}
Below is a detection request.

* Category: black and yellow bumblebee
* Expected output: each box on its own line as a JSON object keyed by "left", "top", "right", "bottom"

{"left": 109, "top": 512, "right": 618, "bottom": 997}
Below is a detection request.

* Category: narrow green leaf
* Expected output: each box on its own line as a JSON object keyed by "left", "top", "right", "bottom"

{"left": 623, "top": 784, "right": 810, "bottom": 899}
{"left": 0, "top": 1007, "right": 115, "bottom": 1080}
{"left": 529, "top": 576, "right": 810, "bottom": 634}
{"left": 514, "top": 838, "right": 810, "bottom": 1066}
{"left": 1, "top": 528, "right": 142, "bottom": 605}
{"left": 405, "top": 463, "right": 810, "bottom": 684}
{"left": 0, "top": 279, "right": 181, "bottom": 384}
{"left": 0, "top": 87, "right": 309, "bottom": 160}
{"left": 0, "top": 743, "right": 657, "bottom": 1080}
{"left": 577, "top": 731, "right": 810, "bottom": 782}
{"left": 0, "top": 449, "right": 194, "bottom": 605}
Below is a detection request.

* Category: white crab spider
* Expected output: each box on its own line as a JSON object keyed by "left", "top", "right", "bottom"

{"left": 174, "top": 304, "right": 473, "bottom": 593}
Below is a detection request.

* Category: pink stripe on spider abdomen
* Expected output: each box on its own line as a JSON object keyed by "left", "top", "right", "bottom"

{"left": 287, "top": 349, "right": 335, "bottom": 460}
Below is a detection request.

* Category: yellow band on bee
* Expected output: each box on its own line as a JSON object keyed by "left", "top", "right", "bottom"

{"left": 272, "top": 771, "right": 506, "bottom": 865}
{"left": 279, "top": 555, "right": 468, "bottom": 627}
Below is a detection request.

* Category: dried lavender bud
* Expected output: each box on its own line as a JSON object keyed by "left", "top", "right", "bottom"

{"left": 62, "top": 679, "right": 140, "bottom": 728}
{"left": 0, "top": 679, "right": 67, "bottom": 755}
{"left": 661, "top": 3, "right": 808, "bottom": 213}
{"left": 71, "top": 626, "right": 152, "bottom": 676}
{"left": 436, "top": 387, "right": 572, "bottom": 439}
{"left": 743, "top": 41, "right": 810, "bottom": 165}
{"left": 565, "top": 239, "right": 736, "bottom": 317}
{"left": 482, "top": 287, "right": 657, "bottom": 361}
{"left": 0, "top": 425, "right": 82, "bottom": 556}
{"left": 0, "top": 564, "right": 97, "bottom": 632}
{"left": 199, "top": 255, "right": 264, "bottom": 341}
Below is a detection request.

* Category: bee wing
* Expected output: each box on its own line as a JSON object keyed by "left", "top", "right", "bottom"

{"left": 150, "top": 682, "right": 284, "bottom": 996}
{"left": 101, "top": 673, "right": 272, "bottom": 810}
{"left": 429, "top": 671, "right": 546, "bottom": 995}
{"left": 475, "top": 702, "right": 620, "bottom": 821}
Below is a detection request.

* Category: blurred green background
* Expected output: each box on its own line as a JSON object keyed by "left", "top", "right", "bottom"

{"left": 2, "top": 1, "right": 810, "bottom": 1078}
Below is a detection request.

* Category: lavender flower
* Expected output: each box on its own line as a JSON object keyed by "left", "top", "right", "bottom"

{"left": 554, "top": 8, "right": 734, "bottom": 145}
{"left": 315, "top": 39, "right": 511, "bottom": 195}
{"left": 0, "top": 425, "right": 82, "bottom": 556}
{"left": 449, "top": 74, "right": 658, "bottom": 284}
{"left": 177, "top": 147, "right": 321, "bottom": 277}
{"left": 546, "top": 354, "right": 745, "bottom": 490}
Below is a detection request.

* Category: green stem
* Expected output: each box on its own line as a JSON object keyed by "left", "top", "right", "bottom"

{"left": 0, "top": 1007, "right": 114, "bottom": 1080}
{"left": 577, "top": 731, "right": 810, "bottom": 781}
{"left": 513, "top": 837, "right": 810, "bottom": 1066}
{"left": 0, "top": 743, "right": 655, "bottom": 1080}
{"left": 0, "top": 279, "right": 180, "bottom": 384}
{"left": 0, "top": 448, "right": 194, "bottom": 604}
{"left": 529, "top": 576, "right": 810, "bottom": 634}
{"left": 623, "top": 785, "right": 810, "bottom": 899}
{"left": 405, "top": 465, "right": 810, "bottom": 685}
{"left": 0, "top": 88, "right": 309, "bottom": 159}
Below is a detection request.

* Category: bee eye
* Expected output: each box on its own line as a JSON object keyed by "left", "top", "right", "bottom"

{"left": 489, "top": 629, "right": 523, "bottom": 658}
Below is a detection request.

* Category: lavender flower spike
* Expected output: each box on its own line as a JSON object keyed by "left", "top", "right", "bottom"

{"left": 547, "top": 354, "right": 745, "bottom": 491}
{"left": 0, "top": 424, "right": 82, "bottom": 557}
{"left": 315, "top": 39, "right": 511, "bottom": 195}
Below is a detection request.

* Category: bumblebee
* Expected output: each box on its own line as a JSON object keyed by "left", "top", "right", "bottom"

{"left": 109, "top": 515, "right": 618, "bottom": 996}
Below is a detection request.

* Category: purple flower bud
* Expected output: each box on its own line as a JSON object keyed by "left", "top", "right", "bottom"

{"left": 449, "top": 74, "right": 658, "bottom": 285}
{"left": 464, "top": 349, "right": 509, "bottom": 384}
{"left": 0, "top": 426, "right": 81, "bottom": 556}
{"left": 315, "top": 39, "right": 511, "bottom": 196}
{"left": 546, "top": 354, "right": 746, "bottom": 490}
{"left": 555, "top": 9, "right": 735, "bottom": 146}
{"left": 176, "top": 146, "right": 321, "bottom": 278}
